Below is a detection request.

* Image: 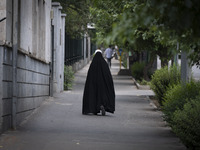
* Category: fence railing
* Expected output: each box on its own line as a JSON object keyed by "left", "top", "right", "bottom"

{"left": 65, "top": 34, "right": 83, "bottom": 66}
{"left": 65, "top": 55, "right": 83, "bottom": 66}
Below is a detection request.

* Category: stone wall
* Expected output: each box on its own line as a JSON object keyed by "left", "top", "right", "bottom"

{"left": 52, "top": 2, "right": 66, "bottom": 93}
{"left": 1, "top": 47, "right": 50, "bottom": 132}
{"left": 0, "top": 0, "right": 52, "bottom": 132}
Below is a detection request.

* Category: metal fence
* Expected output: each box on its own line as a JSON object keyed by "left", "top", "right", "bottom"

{"left": 65, "top": 34, "right": 83, "bottom": 66}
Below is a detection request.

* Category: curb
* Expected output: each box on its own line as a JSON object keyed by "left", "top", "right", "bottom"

{"left": 132, "top": 78, "right": 159, "bottom": 110}
{"left": 132, "top": 78, "right": 140, "bottom": 89}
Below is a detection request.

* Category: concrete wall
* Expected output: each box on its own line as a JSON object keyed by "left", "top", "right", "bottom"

{"left": 0, "top": 0, "right": 52, "bottom": 132}
{"left": 1, "top": 47, "right": 50, "bottom": 131}
{"left": 0, "top": 47, "right": 3, "bottom": 131}
{"left": 52, "top": 2, "right": 66, "bottom": 93}
{"left": 61, "top": 14, "right": 66, "bottom": 91}
{"left": 20, "top": 0, "right": 51, "bottom": 63}
{"left": 1, "top": 47, "right": 13, "bottom": 131}
{"left": 0, "top": 0, "right": 12, "bottom": 46}
{"left": 0, "top": 0, "right": 6, "bottom": 43}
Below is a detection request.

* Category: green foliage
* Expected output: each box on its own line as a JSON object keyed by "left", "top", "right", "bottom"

{"left": 90, "top": 1, "right": 121, "bottom": 45}
{"left": 130, "top": 62, "right": 145, "bottom": 81}
{"left": 172, "top": 98, "right": 200, "bottom": 149}
{"left": 91, "top": 0, "right": 200, "bottom": 67}
{"left": 64, "top": 65, "right": 74, "bottom": 90}
{"left": 150, "top": 65, "right": 181, "bottom": 105}
{"left": 137, "top": 79, "right": 150, "bottom": 85}
{"left": 162, "top": 81, "right": 200, "bottom": 124}
{"left": 91, "top": 0, "right": 176, "bottom": 65}
{"left": 52, "top": 0, "right": 91, "bottom": 38}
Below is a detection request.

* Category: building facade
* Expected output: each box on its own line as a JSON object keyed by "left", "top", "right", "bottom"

{"left": 52, "top": 2, "right": 66, "bottom": 93}
{"left": 0, "top": 0, "right": 91, "bottom": 133}
{"left": 0, "top": 0, "right": 66, "bottom": 132}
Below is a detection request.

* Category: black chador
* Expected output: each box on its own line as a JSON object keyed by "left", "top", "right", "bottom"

{"left": 82, "top": 51, "right": 115, "bottom": 115}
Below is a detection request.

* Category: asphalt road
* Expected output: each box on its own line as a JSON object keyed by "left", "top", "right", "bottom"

{"left": 0, "top": 59, "right": 186, "bottom": 150}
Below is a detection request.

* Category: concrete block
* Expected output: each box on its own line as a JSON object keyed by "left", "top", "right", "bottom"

{"left": 32, "top": 84, "right": 48, "bottom": 96}
{"left": 26, "top": 56, "right": 35, "bottom": 71}
{"left": 34, "top": 96, "right": 45, "bottom": 108}
{"left": 17, "top": 68, "right": 26, "bottom": 82}
{"left": 44, "top": 74, "right": 50, "bottom": 84}
{"left": 3, "top": 63, "right": 12, "bottom": 81}
{"left": 17, "top": 97, "right": 34, "bottom": 113}
{"left": 17, "top": 53, "right": 26, "bottom": 69}
{"left": 0, "top": 0, "right": 6, "bottom": 10}
{"left": 31, "top": 71, "right": 37, "bottom": 83}
{"left": 38, "top": 62, "right": 49, "bottom": 75}
{"left": 2, "top": 99, "right": 11, "bottom": 116}
{"left": 2, "top": 81, "right": 12, "bottom": 98}
{"left": 26, "top": 70, "right": 33, "bottom": 83}
{"left": 18, "top": 83, "right": 33, "bottom": 98}
{"left": 0, "top": 46, "right": 3, "bottom": 132}
{"left": 40, "top": 74, "right": 49, "bottom": 85}
{"left": 43, "top": 85, "right": 49, "bottom": 95}
{"left": 32, "top": 84, "right": 37, "bottom": 96}
{"left": 16, "top": 110, "right": 33, "bottom": 125}
{"left": 20, "top": 0, "right": 33, "bottom": 54}
{"left": 6, "top": 0, "right": 12, "bottom": 43}
{"left": 0, "top": 0, "right": 6, "bottom": 42}
{"left": 3, "top": 47, "right": 12, "bottom": 65}
{"left": 2, "top": 115, "right": 11, "bottom": 132}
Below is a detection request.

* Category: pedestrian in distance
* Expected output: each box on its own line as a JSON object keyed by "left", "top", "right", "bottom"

{"left": 104, "top": 45, "right": 113, "bottom": 68}
{"left": 82, "top": 48, "right": 115, "bottom": 116}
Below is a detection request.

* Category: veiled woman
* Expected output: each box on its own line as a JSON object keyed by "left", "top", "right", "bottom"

{"left": 82, "top": 49, "right": 115, "bottom": 116}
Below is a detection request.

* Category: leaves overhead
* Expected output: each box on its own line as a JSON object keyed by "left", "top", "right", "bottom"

{"left": 53, "top": 0, "right": 200, "bottom": 67}
{"left": 52, "top": 0, "right": 91, "bottom": 38}
{"left": 90, "top": 0, "right": 200, "bottom": 66}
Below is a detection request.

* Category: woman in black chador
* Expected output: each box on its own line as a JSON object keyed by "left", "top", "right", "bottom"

{"left": 82, "top": 50, "right": 115, "bottom": 116}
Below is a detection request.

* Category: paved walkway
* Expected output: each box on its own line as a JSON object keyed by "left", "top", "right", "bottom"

{"left": 0, "top": 59, "right": 186, "bottom": 150}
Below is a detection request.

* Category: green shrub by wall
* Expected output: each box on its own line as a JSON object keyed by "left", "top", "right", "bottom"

{"left": 172, "top": 98, "right": 200, "bottom": 149}
{"left": 130, "top": 62, "right": 145, "bottom": 81}
{"left": 150, "top": 65, "right": 181, "bottom": 105}
{"left": 163, "top": 81, "right": 200, "bottom": 124}
{"left": 64, "top": 65, "right": 74, "bottom": 90}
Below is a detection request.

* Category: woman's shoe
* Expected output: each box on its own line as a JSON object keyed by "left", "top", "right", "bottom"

{"left": 100, "top": 105, "right": 106, "bottom": 116}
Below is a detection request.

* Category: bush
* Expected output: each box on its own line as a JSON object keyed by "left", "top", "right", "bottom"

{"left": 64, "top": 65, "right": 74, "bottom": 90}
{"left": 163, "top": 81, "right": 200, "bottom": 124}
{"left": 137, "top": 79, "right": 150, "bottom": 85}
{"left": 172, "top": 98, "right": 200, "bottom": 149}
{"left": 130, "top": 62, "right": 145, "bottom": 81}
{"left": 150, "top": 65, "right": 180, "bottom": 105}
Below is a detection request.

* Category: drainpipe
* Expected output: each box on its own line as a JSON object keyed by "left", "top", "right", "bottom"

{"left": 12, "top": 0, "right": 18, "bottom": 129}
{"left": 50, "top": 9, "right": 54, "bottom": 97}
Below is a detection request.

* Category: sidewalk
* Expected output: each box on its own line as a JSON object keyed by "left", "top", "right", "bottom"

{"left": 0, "top": 59, "right": 186, "bottom": 150}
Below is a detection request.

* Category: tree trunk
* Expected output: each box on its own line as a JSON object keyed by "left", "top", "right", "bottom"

{"left": 161, "top": 59, "right": 168, "bottom": 67}
{"left": 143, "top": 55, "right": 156, "bottom": 81}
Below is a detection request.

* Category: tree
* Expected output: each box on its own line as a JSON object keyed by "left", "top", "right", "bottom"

{"left": 52, "top": 0, "right": 91, "bottom": 38}
{"left": 112, "top": 0, "right": 200, "bottom": 66}
{"left": 91, "top": 0, "right": 200, "bottom": 67}
{"left": 54, "top": 0, "right": 200, "bottom": 68}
